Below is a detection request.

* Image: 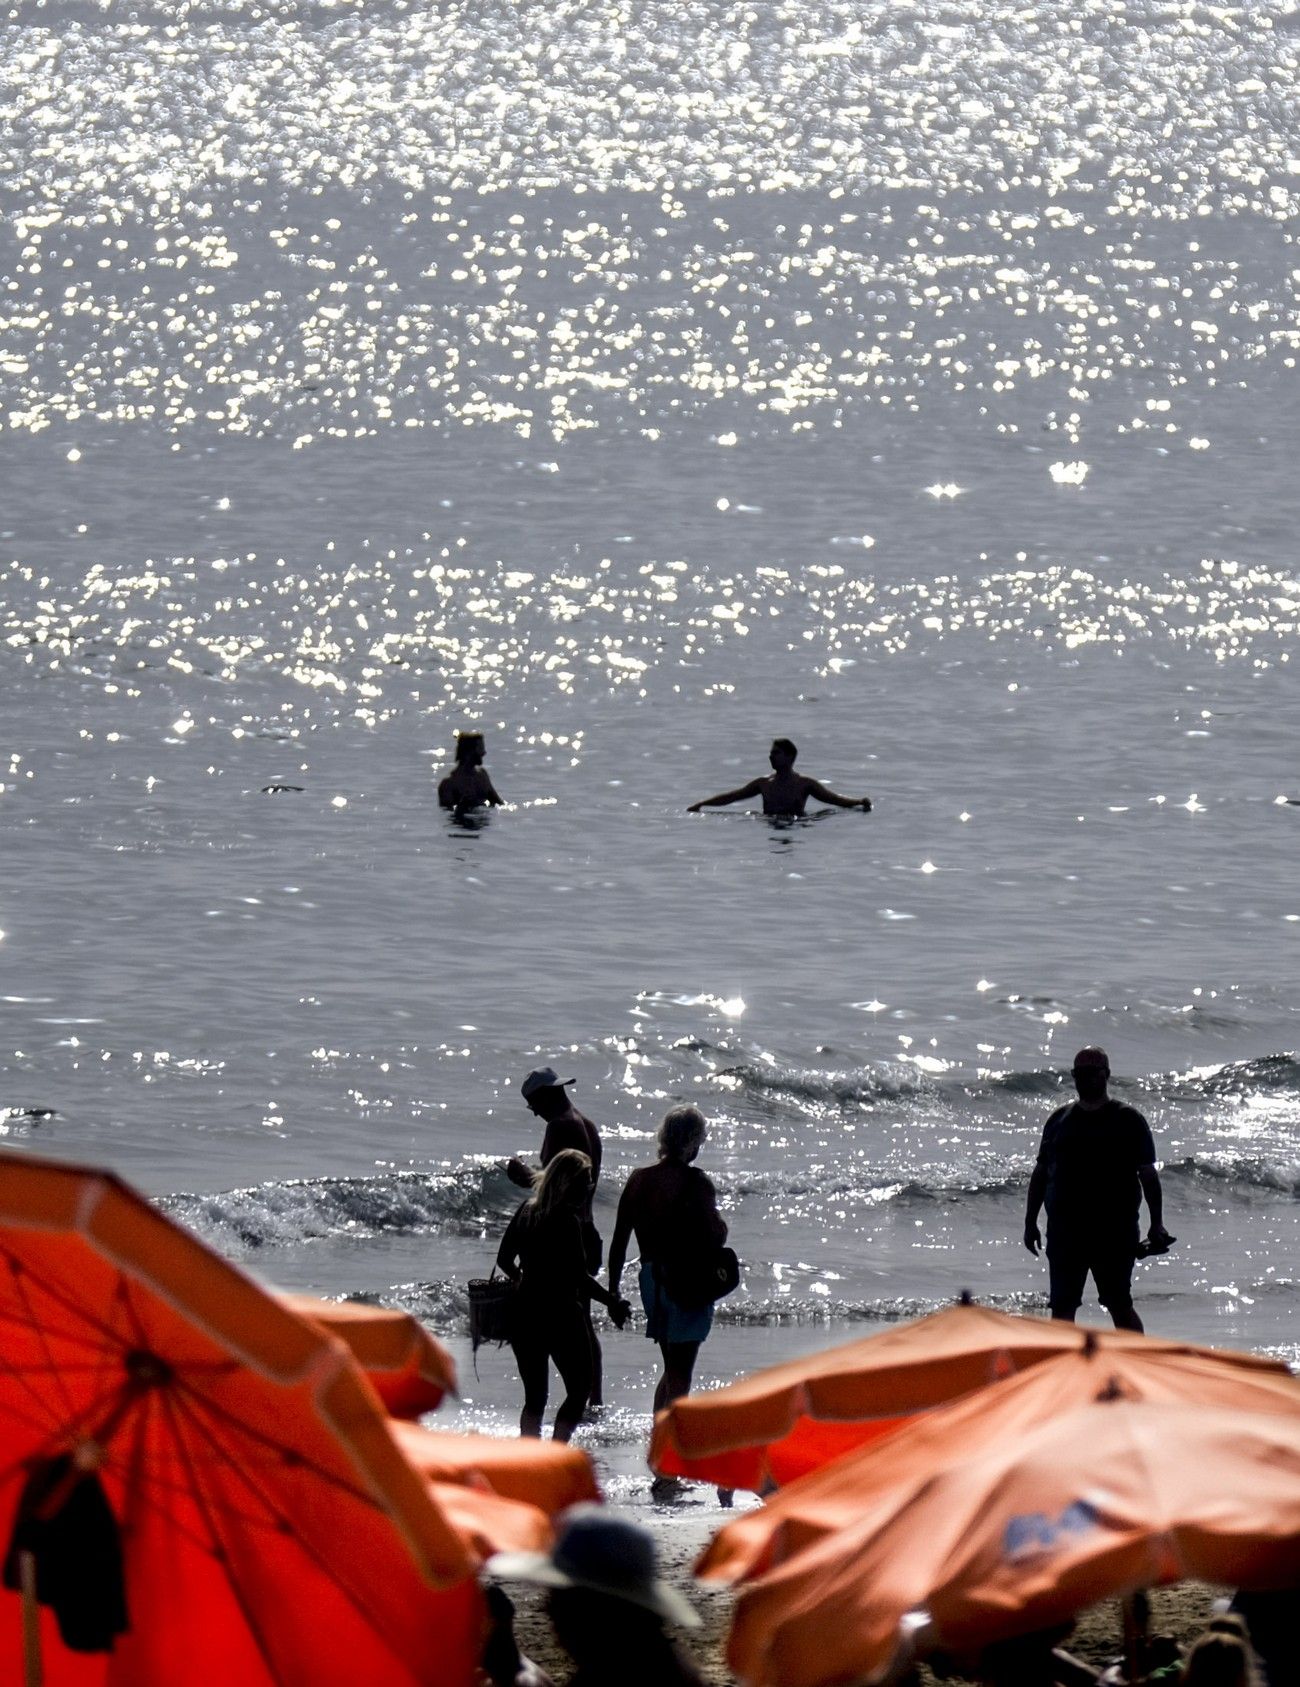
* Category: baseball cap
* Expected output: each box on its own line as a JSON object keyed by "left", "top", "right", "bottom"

{"left": 520, "top": 1066, "right": 574, "bottom": 1100}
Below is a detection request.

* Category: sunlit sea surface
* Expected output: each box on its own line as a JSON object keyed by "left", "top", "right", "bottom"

{"left": 3, "top": 0, "right": 1299, "bottom": 1469}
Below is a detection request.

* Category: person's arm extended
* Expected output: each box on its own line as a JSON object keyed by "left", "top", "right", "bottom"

{"left": 607, "top": 1181, "right": 635, "bottom": 1294}
{"left": 507, "top": 1118, "right": 558, "bottom": 1189}
{"left": 566, "top": 1220, "right": 627, "bottom": 1323}
{"left": 688, "top": 778, "right": 764, "bottom": 814}
{"left": 484, "top": 775, "right": 504, "bottom": 807}
{"left": 1138, "top": 1164, "right": 1171, "bottom": 1243}
{"left": 806, "top": 778, "right": 871, "bottom": 812}
{"left": 1023, "top": 1161, "right": 1048, "bottom": 1255}
{"left": 496, "top": 1211, "right": 523, "bottom": 1281}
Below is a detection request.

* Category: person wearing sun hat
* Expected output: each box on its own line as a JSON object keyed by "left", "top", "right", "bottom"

{"left": 487, "top": 1506, "right": 705, "bottom": 1687}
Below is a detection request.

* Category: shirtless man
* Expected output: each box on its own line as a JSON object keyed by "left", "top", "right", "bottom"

{"left": 687, "top": 739, "right": 871, "bottom": 817}
{"left": 438, "top": 730, "right": 503, "bottom": 812}
{"left": 507, "top": 1067, "right": 606, "bottom": 1408}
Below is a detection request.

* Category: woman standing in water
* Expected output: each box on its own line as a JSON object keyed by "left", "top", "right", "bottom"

{"left": 497, "top": 1149, "right": 630, "bottom": 1441}
{"left": 438, "top": 728, "right": 503, "bottom": 812}
{"left": 608, "top": 1105, "right": 728, "bottom": 1441}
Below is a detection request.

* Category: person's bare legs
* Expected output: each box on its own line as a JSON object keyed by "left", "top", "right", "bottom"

{"left": 512, "top": 1337, "right": 548, "bottom": 1438}
{"left": 654, "top": 1340, "right": 700, "bottom": 1412}
{"left": 650, "top": 1340, "right": 702, "bottom": 1499}
{"left": 585, "top": 1307, "right": 603, "bottom": 1410}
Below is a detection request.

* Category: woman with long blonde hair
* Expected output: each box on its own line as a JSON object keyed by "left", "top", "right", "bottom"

{"left": 497, "top": 1149, "right": 630, "bottom": 1440}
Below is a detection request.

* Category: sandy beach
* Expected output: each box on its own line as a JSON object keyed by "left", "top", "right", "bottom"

{"left": 502, "top": 1499, "right": 1223, "bottom": 1684}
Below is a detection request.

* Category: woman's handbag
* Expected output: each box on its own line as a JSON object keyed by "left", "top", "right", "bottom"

{"left": 661, "top": 1245, "right": 741, "bottom": 1310}
{"left": 468, "top": 1270, "right": 517, "bottom": 1366}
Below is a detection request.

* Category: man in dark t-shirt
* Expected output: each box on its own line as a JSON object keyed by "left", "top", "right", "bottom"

{"left": 1023, "top": 1046, "right": 1173, "bottom": 1332}
{"left": 508, "top": 1066, "right": 606, "bottom": 1407}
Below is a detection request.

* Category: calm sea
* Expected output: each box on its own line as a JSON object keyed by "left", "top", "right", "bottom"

{"left": 3, "top": 0, "right": 1298, "bottom": 1482}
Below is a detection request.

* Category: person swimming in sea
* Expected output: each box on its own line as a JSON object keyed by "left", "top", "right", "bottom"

{"left": 438, "top": 729, "right": 504, "bottom": 813}
{"left": 687, "top": 738, "right": 872, "bottom": 817}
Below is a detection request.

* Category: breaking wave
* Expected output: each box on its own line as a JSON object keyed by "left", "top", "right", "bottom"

{"left": 160, "top": 1160, "right": 518, "bottom": 1252}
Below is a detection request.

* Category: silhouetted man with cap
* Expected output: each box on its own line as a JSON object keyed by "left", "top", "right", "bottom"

{"left": 1024, "top": 1047, "right": 1173, "bottom": 1332}
{"left": 509, "top": 1068, "right": 605, "bottom": 1407}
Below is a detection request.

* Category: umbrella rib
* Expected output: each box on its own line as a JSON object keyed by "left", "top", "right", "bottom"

{"left": 166, "top": 1381, "right": 419, "bottom": 1647}
{"left": 0, "top": 1361, "right": 138, "bottom": 1377}
{"left": 110, "top": 1392, "right": 239, "bottom": 1560}
{"left": 110, "top": 1270, "right": 152, "bottom": 1351}
{"left": 9, "top": 1262, "right": 78, "bottom": 1418}
{"left": 0, "top": 1301, "right": 118, "bottom": 1353}
{"left": 0, "top": 1399, "right": 70, "bottom": 1455}
{"left": 174, "top": 1381, "right": 386, "bottom": 1509}
{"left": 0, "top": 1371, "right": 141, "bottom": 1490}
{"left": 0, "top": 1342, "right": 67, "bottom": 1432}
{"left": 0, "top": 1249, "right": 136, "bottom": 1349}
{"left": 160, "top": 1386, "right": 287, "bottom": 1685}
{"left": 118, "top": 1460, "right": 304, "bottom": 1539}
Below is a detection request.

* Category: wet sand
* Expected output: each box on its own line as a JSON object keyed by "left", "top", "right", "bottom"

{"left": 505, "top": 1501, "right": 1224, "bottom": 1683}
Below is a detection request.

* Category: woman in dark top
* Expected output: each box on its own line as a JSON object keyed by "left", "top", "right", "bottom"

{"left": 497, "top": 1149, "right": 630, "bottom": 1442}
{"left": 608, "top": 1105, "right": 727, "bottom": 1419}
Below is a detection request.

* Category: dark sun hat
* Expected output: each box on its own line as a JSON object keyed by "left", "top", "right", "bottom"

{"left": 489, "top": 1506, "right": 700, "bottom": 1629}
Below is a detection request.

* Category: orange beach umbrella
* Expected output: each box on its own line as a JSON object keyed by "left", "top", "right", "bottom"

{"left": 278, "top": 1293, "right": 457, "bottom": 1418}
{"left": 390, "top": 1421, "right": 600, "bottom": 1517}
{"left": 429, "top": 1483, "right": 552, "bottom": 1564}
{"left": 0, "top": 1150, "right": 483, "bottom": 1686}
{"left": 651, "top": 1299, "right": 1286, "bottom": 1490}
{"left": 725, "top": 1398, "right": 1300, "bottom": 1687}
{"left": 699, "top": 1335, "right": 1300, "bottom": 1586}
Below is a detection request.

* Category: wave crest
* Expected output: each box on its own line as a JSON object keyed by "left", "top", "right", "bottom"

{"left": 160, "top": 1161, "right": 515, "bottom": 1251}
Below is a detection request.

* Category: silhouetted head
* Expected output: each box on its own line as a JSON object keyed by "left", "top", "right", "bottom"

{"left": 769, "top": 738, "right": 798, "bottom": 771}
{"left": 658, "top": 1103, "right": 706, "bottom": 1165}
{"left": 1180, "top": 1632, "right": 1258, "bottom": 1687}
{"left": 1071, "top": 1046, "right": 1110, "bottom": 1107}
{"left": 454, "top": 730, "right": 485, "bottom": 766}
{"left": 524, "top": 1149, "right": 593, "bottom": 1221}
{"left": 521, "top": 1066, "right": 575, "bottom": 1119}
{"left": 490, "top": 1506, "right": 699, "bottom": 1659}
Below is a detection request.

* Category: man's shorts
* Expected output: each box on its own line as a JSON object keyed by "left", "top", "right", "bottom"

{"left": 1046, "top": 1236, "right": 1137, "bottom": 1316}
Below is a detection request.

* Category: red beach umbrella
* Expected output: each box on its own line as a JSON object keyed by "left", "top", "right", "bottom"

{"left": 0, "top": 1150, "right": 484, "bottom": 1686}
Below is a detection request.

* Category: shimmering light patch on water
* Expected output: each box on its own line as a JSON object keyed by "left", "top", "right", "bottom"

{"left": 10, "top": 539, "right": 1295, "bottom": 741}
{"left": 1, "top": 0, "right": 1299, "bottom": 450}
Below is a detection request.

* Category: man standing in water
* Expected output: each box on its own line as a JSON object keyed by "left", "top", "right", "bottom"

{"left": 687, "top": 739, "right": 871, "bottom": 816}
{"left": 1024, "top": 1047, "right": 1173, "bottom": 1332}
{"left": 438, "top": 729, "right": 503, "bottom": 812}
{"left": 508, "top": 1068, "right": 606, "bottom": 1408}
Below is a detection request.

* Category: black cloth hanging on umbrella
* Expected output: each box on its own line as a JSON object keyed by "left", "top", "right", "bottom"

{"left": 3, "top": 1454, "right": 129, "bottom": 1652}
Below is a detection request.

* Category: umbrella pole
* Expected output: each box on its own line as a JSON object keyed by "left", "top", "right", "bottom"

{"left": 18, "top": 1550, "right": 42, "bottom": 1687}
{"left": 1120, "top": 1591, "right": 1144, "bottom": 1685}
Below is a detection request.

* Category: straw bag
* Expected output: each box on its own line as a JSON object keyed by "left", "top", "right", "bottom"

{"left": 468, "top": 1270, "right": 517, "bottom": 1360}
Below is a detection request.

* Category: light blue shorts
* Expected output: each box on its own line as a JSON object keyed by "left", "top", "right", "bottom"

{"left": 639, "top": 1260, "right": 713, "bottom": 1345}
